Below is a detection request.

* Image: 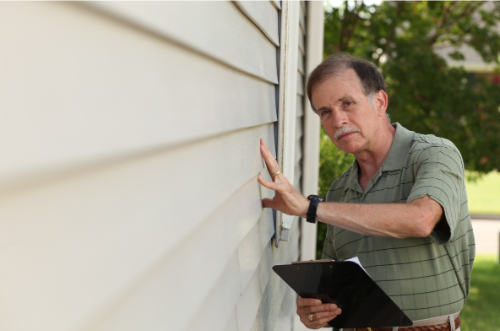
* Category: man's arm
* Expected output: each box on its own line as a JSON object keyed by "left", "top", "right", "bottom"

{"left": 257, "top": 139, "right": 444, "bottom": 239}
{"left": 315, "top": 196, "right": 443, "bottom": 238}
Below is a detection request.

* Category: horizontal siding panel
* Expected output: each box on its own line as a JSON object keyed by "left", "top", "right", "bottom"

{"left": 294, "top": 162, "right": 303, "bottom": 189}
{"left": 295, "top": 131, "right": 303, "bottom": 188}
{"left": 0, "top": 2, "right": 277, "bottom": 188}
{"left": 299, "top": 4, "right": 306, "bottom": 35}
{"left": 299, "top": 31, "right": 305, "bottom": 55}
{"left": 234, "top": 1, "right": 279, "bottom": 46}
{"left": 224, "top": 309, "right": 240, "bottom": 331}
{"left": 90, "top": 175, "right": 271, "bottom": 331}
{"left": 87, "top": 2, "right": 279, "bottom": 84}
{"left": 275, "top": 286, "right": 296, "bottom": 331}
{"left": 238, "top": 221, "right": 300, "bottom": 331}
{"left": 238, "top": 208, "right": 275, "bottom": 292}
{"left": 296, "top": 95, "right": 304, "bottom": 117}
{"left": 295, "top": 147, "right": 303, "bottom": 167}
{"left": 296, "top": 181, "right": 303, "bottom": 196}
{"left": 295, "top": 177, "right": 302, "bottom": 191}
{"left": 298, "top": 53, "right": 305, "bottom": 74}
{"left": 297, "top": 72, "right": 305, "bottom": 96}
{"left": 184, "top": 254, "right": 242, "bottom": 331}
{"left": 0, "top": 124, "right": 275, "bottom": 331}
{"left": 250, "top": 219, "right": 300, "bottom": 331}
{"left": 236, "top": 240, "right": 275, "bottom": 331}
{"left": 270, "top": 0, "right": 281, "bottom": 10}
{"left": 224, "top": 309, "right": 239, "bottom": 331}
{"left": 94, "top": 253, "right": 242, "bottom": 331}
{"left": 295, "top": 141, "right": 303, "bottom": 166}
{"left": 295, "top": 118, "right": 304, "bottom": 141}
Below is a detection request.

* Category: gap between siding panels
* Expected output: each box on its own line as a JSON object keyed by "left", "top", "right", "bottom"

{"left": 85, "top": 1, "right": 279, "bottom": 84}
{"left": 0, "top": 2, "right": 279, "bottom": 195}
{"left": 247, "top": 219, "right": 300, "bottom": 331}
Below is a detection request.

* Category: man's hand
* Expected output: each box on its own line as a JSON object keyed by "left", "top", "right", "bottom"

{"left": 257, "top": 139, "right": 309, "bottom": 217}
{"left": 297, "top": 298, "right": 342, "bottom": 329}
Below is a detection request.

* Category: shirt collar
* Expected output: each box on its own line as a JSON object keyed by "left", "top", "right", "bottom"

{"left": 343, "top": 123, "right": 415, "bottom": 193}
{"left": 344, "top": 159, "right": 363, "bottom": 193}
{"left": 381, "top": 123, "right": 415, "bottom": 172}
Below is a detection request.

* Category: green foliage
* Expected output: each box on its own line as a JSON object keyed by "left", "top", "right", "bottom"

{"left": 317, "top": 128, "right": 354, "bottom": 259}
{"left": 324, "top": 1, "right": 500, "bottom": 174}
{"left": 460, "top": 254, "right": 500, "bottom": 330}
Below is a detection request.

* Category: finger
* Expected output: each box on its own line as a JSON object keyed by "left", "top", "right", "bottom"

{"left": 262, "top": 198, "right": 277, "bottom": 209}
{"left": 257, "top": 175, "right": 279, "bottom": 191}
{"left": 312, "top": 310, "right": 340, "bottom": 321}
{"left": 312, "top": 318, "right": 332, "bottom": 329}
{"left": 260, "top": 139, "right": 280, "bottom": 174}
{"left": 304, "top": 303, "right": 338, "bottom": 314}
{"left": 307, "top": 314, "right": 337, "bottom": 329}
{"left": 298, "top": 309, "right": 339, "bottom": 326}
{"left": 316, "top": 315, "right": 337, "bottom": 326}
{"left": 300, "top": 316, "right": 329, "bottom": 330}
{"left": 297, "top": 298, "right": 322, "bottom": 307}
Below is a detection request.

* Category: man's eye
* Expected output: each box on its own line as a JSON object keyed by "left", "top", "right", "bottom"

{"left": 344, "top": 101, "right": 352, "bottom": 106}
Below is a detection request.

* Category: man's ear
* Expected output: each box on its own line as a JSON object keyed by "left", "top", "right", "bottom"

{"left": 374, "top": 90, "right": 388, "bottom": 115}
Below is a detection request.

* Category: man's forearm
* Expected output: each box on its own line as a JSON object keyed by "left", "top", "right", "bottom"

{"left": 314, "top": 195, "right": 443, "bottom": 238}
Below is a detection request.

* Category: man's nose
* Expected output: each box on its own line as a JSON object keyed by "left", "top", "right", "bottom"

{"left": 332, "top": 110, "right": 348, "bottom": 128}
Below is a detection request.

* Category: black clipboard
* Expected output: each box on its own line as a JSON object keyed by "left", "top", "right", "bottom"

{"left": 273, "top": 260, "right": 412, "bottom": 328}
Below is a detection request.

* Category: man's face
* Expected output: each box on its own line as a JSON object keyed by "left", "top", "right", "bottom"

{"left": 311, "top": 69, "right": 387, "bottom": 155}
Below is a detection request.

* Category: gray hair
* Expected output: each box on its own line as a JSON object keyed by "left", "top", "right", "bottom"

{"left": 306, "top": 53, "right": 391, "bottom": 122}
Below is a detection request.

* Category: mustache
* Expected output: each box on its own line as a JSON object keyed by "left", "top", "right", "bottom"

{"left": 334, "top": 126, "right": 360, "bottom": 140}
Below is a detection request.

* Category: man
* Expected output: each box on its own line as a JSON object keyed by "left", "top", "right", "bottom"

{"left": 258, "top": 53, "right": 475, "bottom": 330}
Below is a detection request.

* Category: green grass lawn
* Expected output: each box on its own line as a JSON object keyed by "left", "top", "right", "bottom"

{"left": 460, "top": 254, "right": 500, "bottom": 331}
{"left": 465, "top": 171, "right": 500, "bottom": 215}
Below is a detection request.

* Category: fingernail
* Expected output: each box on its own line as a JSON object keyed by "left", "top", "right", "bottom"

{"left": 330, "top": 304, "right": 336, "bottom": 310}
{"left": 316, "top": 300, "right": 321, "bottom": 305}
{"left": 336, "top": 309, "right": 341, "bottom": 314}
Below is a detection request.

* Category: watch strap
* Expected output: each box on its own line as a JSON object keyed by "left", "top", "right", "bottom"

{"left": 306, "top": 195, "right": 324, "bottom": 224}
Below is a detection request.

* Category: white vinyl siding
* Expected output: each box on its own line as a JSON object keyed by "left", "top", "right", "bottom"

{"left": 0, "top": 2, "right": 323, "bottom": 331}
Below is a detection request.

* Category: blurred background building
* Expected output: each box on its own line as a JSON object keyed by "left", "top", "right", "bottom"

{"left": 433, "top": 1, "right": 500, "bottom": 85}
{"left": 0, "top": 2, "right": 324, "bottom": 331}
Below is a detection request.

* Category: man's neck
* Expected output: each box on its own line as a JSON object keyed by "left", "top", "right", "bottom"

{"left": 354, "top": 123, "right": 396, "bottom": 185}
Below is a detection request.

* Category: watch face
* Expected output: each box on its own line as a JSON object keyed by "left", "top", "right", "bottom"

{"left": 308, "top": 195, "right": 324, "bottom": 201}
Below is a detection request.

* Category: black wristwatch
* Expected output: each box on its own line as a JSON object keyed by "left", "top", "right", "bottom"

{"left": 306, "top": 195, "right": 324, "bottom": 223}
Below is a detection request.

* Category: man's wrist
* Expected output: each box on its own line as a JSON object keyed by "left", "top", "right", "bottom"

{"left": 301, "top": 198, "right": 310, "bottom": 219}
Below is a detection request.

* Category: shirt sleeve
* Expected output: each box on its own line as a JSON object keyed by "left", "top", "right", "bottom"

{"left": 407, "top": 144, "right": 465, "bottom": 244}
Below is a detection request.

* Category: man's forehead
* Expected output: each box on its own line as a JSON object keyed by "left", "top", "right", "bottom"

{"left": 312, "top": 69, "right": 364, "bottom": 101}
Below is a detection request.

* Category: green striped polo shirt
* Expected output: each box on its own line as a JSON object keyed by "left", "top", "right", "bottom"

{"left": 322, "top": 123, "right": 475, "bottom": 321}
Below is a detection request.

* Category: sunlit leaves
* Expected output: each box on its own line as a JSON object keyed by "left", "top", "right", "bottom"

{"left": 323, "top": 1, "right": 500, "bottom": 174}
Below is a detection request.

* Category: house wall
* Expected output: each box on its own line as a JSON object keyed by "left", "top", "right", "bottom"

{"left": 0, "top": 2, "right": 322, "bottom": 331}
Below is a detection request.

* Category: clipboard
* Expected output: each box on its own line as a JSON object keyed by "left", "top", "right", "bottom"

{"left": 272, "top": 260, "right": 412, "bottom": 328}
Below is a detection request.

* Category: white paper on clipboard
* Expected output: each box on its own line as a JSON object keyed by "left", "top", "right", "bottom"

{"left": 344, "top": 256, "right": 370, "bottom": 276}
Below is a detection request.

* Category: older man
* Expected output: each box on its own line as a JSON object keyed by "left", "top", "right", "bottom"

{"left": 258, "top": 53, "right": 475, "bottom": 330}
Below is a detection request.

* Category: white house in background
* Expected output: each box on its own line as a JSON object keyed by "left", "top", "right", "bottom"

{"left": 433, "top": 2, "right": 500, "bottom": 84}
{"left": 434, "top": 42, "right": 500, "bottom": 84}
{"left": 0, "top": 2, "right": 324, "bottom": 331}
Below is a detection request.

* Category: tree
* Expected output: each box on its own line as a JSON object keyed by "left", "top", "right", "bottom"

{"left": 325, "top": 0, "right": 500, "bottom": 174}
{"left": 317, "top": 1, "right": 500, "bottom": 258}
